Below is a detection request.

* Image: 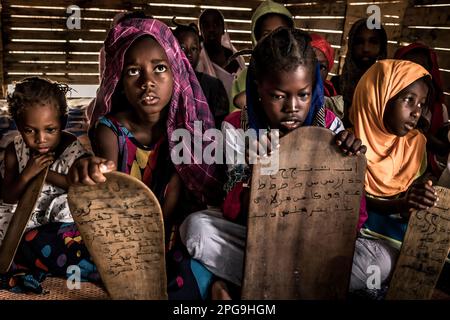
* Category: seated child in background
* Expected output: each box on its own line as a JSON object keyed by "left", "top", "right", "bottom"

{"left": 350, "top": 60, "right": 439, "bottom": 288}
{"left": 330, "top": 18, "right": 388, "bottom": 128}
{"left": 180, "top": 28, "right": 376, "bottom": 299}
{"left": 229, "top": 0, "right": 294, "bottom": 112}
{"left": 310, "top": 33, "right": 345, "bottom": 120}
{"left": 172, "top": 18, "right": 229, "bottom": 128}
{"left": 394, "top": 43, "right": 449, "bottom": 179}
{"left": 0, "top": 77, "right": 96, "bottom": 293}
{"left": 196, "top": 9, "right": 246, "bottom": 96}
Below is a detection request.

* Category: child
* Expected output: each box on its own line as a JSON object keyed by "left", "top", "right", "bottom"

{"left": 69, "top": 17, "right": 224, "bottom": 300}
{"left": 180, "top": 28, "right": 368, "bottom": 299}
{"left": 229, "top": 0, "right": 294, "bottom": 112}
{"left": 196, "top": 9, "right": 246, "bottom": 96}
{"left": 310, "top": 33, "right": 337, "bottom": 97}
{"left": 0, "top": 77, "right": 96, "bottom": 293}
{"left": 310, "top": 33, "right": 345, "bottom": 119}
{"left": 350, "top": 59, "right": 439, "bottom": 293}
{"left": 172, "top": 18, "right": 229, "bottom": 128}
{"left": 331, "top": 18, "right": 387, "bottom": 127}
{"left": 394, "top": 43, "right": 449, "bottom": 179}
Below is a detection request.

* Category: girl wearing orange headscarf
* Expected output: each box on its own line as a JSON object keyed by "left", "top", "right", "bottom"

{"left": 350, "top": 59, "right": 438, "bottom": 246}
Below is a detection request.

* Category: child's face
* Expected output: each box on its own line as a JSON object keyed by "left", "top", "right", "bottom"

{"left": 383, "top": 79, "right": 429, "bottom": 137}
{"left": 352, "top": 27, "right": 381, "bottom": 69}
{"left": 313, "top": 47, "right": 329, "bottom": 82}
{"left": 18, "top": 103, "right": 62, "bottom": 154}
{"left": 257, "top": 65, "right": 313, "bottom": 136}
{"left": 122, "top": 37, "right": 173, "bottom": 120}
{"left": 200, "top": 11, "right": 224, "bottom": 45}
{"left": 177, "top": 31, "right": 200, "bottom": 68}
{"left": 256, "top": 14, "right": 290, "bottom": 42}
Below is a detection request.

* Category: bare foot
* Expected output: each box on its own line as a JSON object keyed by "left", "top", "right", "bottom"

{"left": 211, "top": 280, "right": 232, "bottom": 300}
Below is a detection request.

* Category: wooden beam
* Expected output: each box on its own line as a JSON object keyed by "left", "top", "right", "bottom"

{"left": 4, "top": 53, "right": 100, "bottom": 63}
{"left": 403, "top": 6, "right": 450, "bottom": 26}
{"left": 5, "top": 62, "right": 98, "bottom": 73}
{"left": 6, "top": 74, "right": 100, "bottom": 84}
{"left": 0, "top": 6, "right": 6, "bottom": 97}
{"left": 5, "top": 42, "right": 103, "bottom": 53}
{"left": 3, "top": 0, "right": 145, "bottom": 10}
{"left": 6, "top": 29, "right": 108, "bottom": 42}
{"left": 401, "top": 28, "right": 450, "bottom": 49}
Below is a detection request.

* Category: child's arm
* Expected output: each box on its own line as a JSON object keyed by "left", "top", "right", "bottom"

{"left": 162, "top": 172, "right": 182, "bottom": 245}
{"left": 45, "top": 132, "right": 77, "bottom": 190}
{"left": 366, "top": 180, "right": 438, "bottom": 218}
{"left": 66, "top": 124, "right": 119, "bottom": 186}
{"left": 335, "top": 130, "right": 367, "bottom": 156}
{"left": 2, "top": 142, "right": 53, "bottom": 204}
{"left": 94, "top": 124, "right": 119, "bottom": 168}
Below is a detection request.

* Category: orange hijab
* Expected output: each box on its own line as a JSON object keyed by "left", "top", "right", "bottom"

{"left": 350, "top": 59, "right": 430, "bottom": 197}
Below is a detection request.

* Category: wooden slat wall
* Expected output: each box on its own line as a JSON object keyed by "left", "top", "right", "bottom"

{"left": 0, "top": 0, "right": 449, "bottom": 105}
{"left": 398, "top": 1, "right": 450, "bottom": 107}
{"left": 0, "top": 0, "right": 265, "bottom": 87}
{"left": 309, "top": 0, "right": 450, "bottom": 107}
{"left": 287, "top": 1, "right": 347, "bottom": 76}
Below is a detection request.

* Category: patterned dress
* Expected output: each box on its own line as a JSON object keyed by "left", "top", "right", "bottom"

{"left": 0, "top": 135, "right": 99, "bottom": 293}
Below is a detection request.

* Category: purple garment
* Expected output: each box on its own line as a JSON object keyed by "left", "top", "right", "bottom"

{"left": 89, "top": 18, "right": 223, "bottom": 205}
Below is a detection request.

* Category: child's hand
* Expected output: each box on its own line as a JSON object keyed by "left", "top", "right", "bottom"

{"left": 335, "top": 130, "right": 367, "bottom": 156}
{"left": 245, "top": 130, "right": 279, "bottom": 165}
{"left": 400, "top": 180, "right": 438, "bottom": 219}
{"left": 67, "top": 156, "right": 116, "bottom": 186}
{"left": 22, "top": 153, "right": 54, "bottom": 180}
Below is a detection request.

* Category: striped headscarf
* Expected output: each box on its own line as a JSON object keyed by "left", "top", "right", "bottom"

{"left": 89, "top": 18, "right": 223, "bottom": 205}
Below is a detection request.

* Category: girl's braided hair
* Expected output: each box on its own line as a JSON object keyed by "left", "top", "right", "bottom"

{"left": 7, "top": 77, "right": 71, "bottom": 125}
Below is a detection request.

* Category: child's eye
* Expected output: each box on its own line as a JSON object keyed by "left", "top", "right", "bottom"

{"left": 271, "top": 94, "right": 284, "bottom": 100}
{"left": 402, "top": 96, "right": 414, "bottom": 104}
{"left": 155, "top": 65, "right": 168, "bottom": 73}
{"left": 23, "top": 128, "right": 34, "bottom": 134}
{"left": 298, "top": 92, "right": 310, "bottom": 100}
{"left": 126, "top": 68, "right": 140, "bottom": 76}
{"left": 180, "top": 45, "right": 187, "bottom": 53}
{"left": 46, "top": 128, "right": 57, "bottom": 133}
{"left": 320, "top": 64, "right": 327, "bottom": 71}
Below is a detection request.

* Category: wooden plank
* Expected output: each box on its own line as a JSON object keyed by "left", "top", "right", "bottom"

{"left": 386, "top": 186, "right": 450, "bottom": 300}
{"left": 3, "top": 5, "right": 254, "bottom": 21}
{"left": 6, "top": 74, "right": 100, "bottom": 84}
{"left": 403, "top": 7, "right": 450, "bottom": 26}
{"left": 441, "top": 70, "right": 450, "bottom": 93}
{"left": 435, "top": 51, "right": 450, "bottom": 70}
{"left": 241, "top": 126, "right": 366, "bottom": 299}
{"left": 0, "top": 5, "right": 6, "bottom": 98}
{"left": 3, "top": 6, "right": 121, "bottom": 20}
{"left": 134, "top": 0, "right": 264, "bottom": 8}
{"left": 401, "top": 28, "right": 450, "bottom": 49}
{"left": 296, "top": 19, "right": 345, "bottom": 32}
{"left": 5, "top": 42, "right": 103, "bottom": 53}
{"left": 4, "top": 53, "right": 100, "bottom": 63}
{"left": 4, "top": 15, "right": 252, "bottom": 31}
{"left": 287, "top": 3, "right": 346, "bottom": 16}
{"left": 6, "top": 29, "right": 107, "bottom": 42}
{"left": 5, "top": 62, "right": 98, "bottom": 73}
{"left": 0, "top": 168, "right": 48, "bottom": 273}
{"left": 68, "top": 171, "right": 167, "bottom": 300}
{"left": 4, "top": 16, "right": 113, "bottom": 30}
{"left": 3, "top": 0, "right": 144, "bottom": 10}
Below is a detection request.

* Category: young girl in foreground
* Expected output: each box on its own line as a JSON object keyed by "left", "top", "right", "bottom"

{"left": 180, "top": 28, "right": 370, "bottom": 299}
{"left": 70, "top": 18, "right": 224, "bottom": 299}
{"left": 0, "top": 77, "right": 95, "bottom": 293}
{"left": 350, "top": 60, "right": 440, "bottom": 298}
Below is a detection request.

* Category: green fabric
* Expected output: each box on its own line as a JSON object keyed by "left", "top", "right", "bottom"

{"left": 229, "top": 1, "right": 294, "bottom": 113}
